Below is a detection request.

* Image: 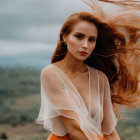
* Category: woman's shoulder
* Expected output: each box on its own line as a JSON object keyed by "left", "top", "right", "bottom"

{"left": 41, "top": 63, "right": 58, "bottom": 79}
{"left": 89, "top": 66, "right": 108, "bottom": 80}
{"left": 41, "top": 63, "right": 64, "bottom": 87}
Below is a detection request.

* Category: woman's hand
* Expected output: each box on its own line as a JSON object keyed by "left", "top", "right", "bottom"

{"left": 103, "top": 129, "right": 120, "bottom": 140}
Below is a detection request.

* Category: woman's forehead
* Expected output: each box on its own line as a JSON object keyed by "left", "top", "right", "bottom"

{"left": 71, "top": 21, "right": 98, "bottom": 36}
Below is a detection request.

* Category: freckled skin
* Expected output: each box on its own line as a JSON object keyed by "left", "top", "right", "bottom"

{"left": 64, "top": 21, "right": 98, "bottom": 61}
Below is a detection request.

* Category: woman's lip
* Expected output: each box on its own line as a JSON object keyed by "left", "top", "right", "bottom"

{"left": 79, "top": 51, "right": 88, "bottom": 55}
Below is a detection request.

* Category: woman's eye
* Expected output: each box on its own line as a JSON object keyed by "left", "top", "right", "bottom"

{"left": 75, "top": 35, "right": 83, "bottom": 39}
{"left": 89, "top": 38, "right": 95, "bottom": 42}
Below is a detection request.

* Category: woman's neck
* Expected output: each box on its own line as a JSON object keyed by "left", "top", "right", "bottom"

{"left": 55, "top": 52, "right": 88, "bottom": 74}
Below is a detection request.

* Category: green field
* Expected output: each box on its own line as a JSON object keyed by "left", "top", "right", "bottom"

{"left": 0, "top": 67, "right": 140, "bottom": 140}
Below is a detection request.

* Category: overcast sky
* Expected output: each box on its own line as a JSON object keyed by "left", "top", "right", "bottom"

{"left": 0, "top": 0, "right": 119, "bottom": 56}
{"left": 0, "top": 0, "right": 90, "bottom": 42}
{"left": 0, "top": 0, "right": 91, "bottom": 56}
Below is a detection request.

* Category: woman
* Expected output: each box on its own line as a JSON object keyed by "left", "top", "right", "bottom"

{"left": 36, "top": 0, "right": 140, "bottom": 140}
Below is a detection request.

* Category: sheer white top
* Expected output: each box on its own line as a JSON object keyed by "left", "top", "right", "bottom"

{"left": 36, "top": 64, "right": 117, "bottom": 140}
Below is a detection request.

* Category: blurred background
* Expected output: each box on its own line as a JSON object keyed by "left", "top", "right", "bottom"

{"left": 0, "top": 0, "right": 140, "bottom": 140}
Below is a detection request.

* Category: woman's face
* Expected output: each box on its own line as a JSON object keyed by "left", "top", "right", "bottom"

{"left": 63, "top": 20, "right": 98, "bottom": 61}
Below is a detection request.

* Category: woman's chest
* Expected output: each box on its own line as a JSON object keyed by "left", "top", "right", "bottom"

{"left": 67, "top": 72, "right": 90, "bottom": 110}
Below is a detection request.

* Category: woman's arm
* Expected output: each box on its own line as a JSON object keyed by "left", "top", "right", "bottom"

{"left": 70, "top": 129, "right": 89, "bottom": 140}
{"left": 59, "top": 115, "right": 88, "bottom": 140}
{"left": 103, "top": 129, "right": 120, "bottom": 140}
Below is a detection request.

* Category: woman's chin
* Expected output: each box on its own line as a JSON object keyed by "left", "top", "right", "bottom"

{"left": 76, "top": 56, "right": 88, "bottom": 61}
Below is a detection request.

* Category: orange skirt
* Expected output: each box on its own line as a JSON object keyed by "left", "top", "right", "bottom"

{"left": 47, "top": 133, "right": 104, "bottom": 140}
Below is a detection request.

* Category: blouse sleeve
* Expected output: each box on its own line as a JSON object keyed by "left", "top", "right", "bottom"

{"left": 36, "top": 67, "right": 80, "bottom": 136}
{"left": 101, "top": 73, "right": 117, "bottom": 135}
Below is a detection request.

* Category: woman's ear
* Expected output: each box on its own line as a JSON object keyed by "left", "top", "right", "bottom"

{"left": 62, "top": 35, "right": 68, "bottom": 44}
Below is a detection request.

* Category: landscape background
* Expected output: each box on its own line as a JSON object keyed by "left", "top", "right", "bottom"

{"left": 0, "top": 0, "right": 140, "bottom": 140}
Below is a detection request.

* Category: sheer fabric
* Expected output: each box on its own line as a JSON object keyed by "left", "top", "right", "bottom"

{"left": 36, "top": 64, "right": 117, "bottom": 140}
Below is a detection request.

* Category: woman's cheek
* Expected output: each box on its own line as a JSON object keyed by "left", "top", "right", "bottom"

{"left": 68, "top": 37, "right": 79, "bottom": 48}
{"left": 89, "top": 44, "right": 95, "bottom": 54}
{"left": 91, "top": 43, "right": 96, "bottom": 50}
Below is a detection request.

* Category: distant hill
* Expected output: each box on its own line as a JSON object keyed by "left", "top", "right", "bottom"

{"left": 0, "top": 51, "right": 51, "bottom": 69}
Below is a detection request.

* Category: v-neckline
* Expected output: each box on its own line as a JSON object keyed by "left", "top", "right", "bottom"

{"left": 50, "top": 63, "right": 91, "bottom": 113}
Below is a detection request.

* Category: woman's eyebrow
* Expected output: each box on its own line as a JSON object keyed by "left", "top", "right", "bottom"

{"left": 74, "top": 32, "right": 97, "bottom": 38}
{"left": 74, "top": 32, "right": 85, "bottom": 36}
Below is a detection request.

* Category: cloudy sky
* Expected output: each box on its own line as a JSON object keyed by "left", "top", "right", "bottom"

{"left": 0, "top": 0, "right": 92, "bottom": 56}
{"left": 0, "top": 0, "right": 120, "bottom": 56}
{"left": 0, "top": 0, "right": 122, "bottom": 68}
{"left": 0, "top": 0, "right": 90, "bottom": 42}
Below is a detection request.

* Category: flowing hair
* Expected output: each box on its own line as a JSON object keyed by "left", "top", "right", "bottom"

{"left": 51, "top": 0, "right": 140, "bottom": 119}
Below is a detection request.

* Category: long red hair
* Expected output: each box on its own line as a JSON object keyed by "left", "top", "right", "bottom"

{"left": 51, "top": 7, "right": 140, "bottom": 119}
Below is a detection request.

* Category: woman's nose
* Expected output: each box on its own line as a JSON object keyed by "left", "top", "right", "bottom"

{"left": 82, "top": 39, "right": 89, "bottom": 49}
